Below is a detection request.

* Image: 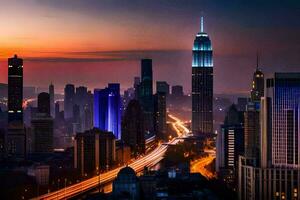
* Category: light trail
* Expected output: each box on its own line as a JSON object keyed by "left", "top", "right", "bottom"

{"left": 190, "top": 155, "right": 216, "bottom": 179}
{"left": 33, "top": 114, "right": 190, "bottom": 200}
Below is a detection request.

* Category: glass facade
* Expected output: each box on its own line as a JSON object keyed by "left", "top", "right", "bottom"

{"left": 192, "top": 33, "right": 213, "bottom": 67}
{"left": 191, "top": 18, "right": 214, "bottom": 135}
{"left": 94, "top": 84, "right": 121, "bottom": 139}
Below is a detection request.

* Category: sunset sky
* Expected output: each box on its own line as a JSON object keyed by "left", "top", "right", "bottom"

{"left": 0, "top": 0, "right": 299, "bottom": 94}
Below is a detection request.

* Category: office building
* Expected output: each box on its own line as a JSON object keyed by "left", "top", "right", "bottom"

{"left": 7, "top": 55, "right": 26, "bottom": 158}
{"left": 239, "top": 73, "right": 300, "bottom": 200}
{"left": 72, "top": 104, "right": 81, "bottom": 134}
{"left": 74, "top": 128, "right": 116, "bottom": 175}
{"left": 250, "top": 56, "right": 264, "bottom": 102}
{"left": 216, "top": 104, "right": 244, "bottom": 188}
{"left": 154, "top": 92, "right": 167, "bottom": 140}
{"left": 134, "top": 76, "right": 141, "bottom": 99}
{"left": 261, "top": 73, "right": 300, "bottom": 168}
{"left": 237, "top": 97, "right": 248, "bottom": 112}
{"left": 156, "top": 81, "right": 170, "bottom": 95}
{"left": 171, "top": 85, "right": 184, "bottom": 97}
{"left": 123, "top": 87, "right": 135, "bottom": 112}
{"left": 121, "top": 99, "right": 145, "bottom": 155}
{"left": 244, "top": 102, "right": 260, "bottom": 163}
{"left": 49, "top": 83, "right": 55, "bottom": 118}
{"left": 8, "top": 55, "right": 23, "bottom": 124}
{"left": 55, "top": 102, "right": 60, "bottom": 120}
{"left": 64, "top": 84, "right": 75, "bottom": 119}
{"left": 138, "top": 59, "right": 154, "bottom": 135}
{"left": 94, "top": 83, "right": 121, "bottom": 139}
{"left": 31, "top": 113, "right": 53, "bottom": 153}
{"left": 191, "top": 17, "right": 213, "bottom": 135}
{"left": 38, "top": 92, "right": 50, "bottom": 115}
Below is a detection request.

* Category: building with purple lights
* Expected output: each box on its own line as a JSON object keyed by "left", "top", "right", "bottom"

{"left": 94, "top": 83, "right": 121, "bottom": 139}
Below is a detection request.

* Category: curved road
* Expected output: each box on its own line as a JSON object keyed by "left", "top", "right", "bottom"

{"left": 33, "top": 114, "right": 190, "bottom": 200}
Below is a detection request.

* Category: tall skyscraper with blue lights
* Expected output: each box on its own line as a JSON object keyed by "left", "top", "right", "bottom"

{"left": 192, "top": 17, "right": 213, "bottom": 135}
{"left": 94, "top": 84, "right": 121, "bottom": 139}
{"left": 239, "top": 73, "right": 300, "bottom": 200}
{"left": 261, "top": 73, "right": 300, "bottom": 168}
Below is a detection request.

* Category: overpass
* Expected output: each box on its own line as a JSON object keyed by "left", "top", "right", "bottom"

{"left": 33, "top": 114, "right": 190, "bottom": 200}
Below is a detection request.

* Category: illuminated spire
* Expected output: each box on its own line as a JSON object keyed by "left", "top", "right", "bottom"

{"left": 201, "top": 16, "right": 204, "bottom": 32}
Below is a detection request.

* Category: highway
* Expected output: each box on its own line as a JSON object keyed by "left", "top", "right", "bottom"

{"left": 190, "top": 155, "right": 216, "bottom": 179}
{"left": 33, "top": 114, "right": 190, "bottom": 200}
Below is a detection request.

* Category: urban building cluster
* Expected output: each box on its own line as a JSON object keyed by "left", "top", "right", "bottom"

{"left": 0, "top": 15, "right": 298, "bottom": 200}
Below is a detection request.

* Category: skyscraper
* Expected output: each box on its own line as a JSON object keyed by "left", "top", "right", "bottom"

{"left": 31, "top": 113, "right": 54, "bottom": 153}
{"left": 239, "top": 73, "right": 300, "bottom": 200}
{"left": 154, "top": 92, "right": 167, "bottom": 140}
{"left": 171, "top": 85, "right": 184, "bottom": 97}
{"left": 216, "top": 104, "right": 244, "bottom": 188}
{"left": 192, "top": 17, "right": 213, "bottom": 135}
{"left": 38, "top": 92, "right": 50, "bottom": 115}
{"left": 156, "top": 81, "right": 170, "bottom": 95}
{"left": 74, "top": 128, "right": 116, "bottom": 174}
{"left": 94, "top": 84, "right": 121, "bottom": 139}
{"left": 49, "top": 83, "right": 55, "bottom": 118}
{"left": 7, "top": 55, "right": 26, "bottom": 158}
{"left": 244, "top": 102, "right": 260, "bottom": 163}
{"left": 250, "top": 55, "right": 264, "bottom": 103}
{"left": 121, "top": 100, "right": 145, "bottom": 155}
{"left": 64, "top": 84, "right": 75, "bottom": 119}
{"left": 8, "top": 54, "right": 23, "bottom": 124}
{"left": 138, "top": 59, "right": 154, "bottom": 135}
{"left": 261, "top": 73, "right": 300, "bottom": 168}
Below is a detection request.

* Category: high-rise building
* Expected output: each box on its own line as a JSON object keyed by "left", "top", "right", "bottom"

{"left": 38, "top": 92, "right": 50, "bottom": 115}
{"left": 94, "top": 84, "right": 121, "bottom": 139}
{"left": 72, "top": 104, "right": 81, "bottom": 134}
{"left": 171, "top": 85, "right": 184, "bottom": 97}
{"left": 8, "top": 55, "right": 23, "bottom": 124}
{"left": 75, "top": 86, "right": 88, "bottom": 117}
{"left": 156, "top": 81, "right": 170, "bottom": 95}
{"left": 133, "top": 76, "right": 141, "bottom": 99}
{"left": 216, "top": 104, "right": 244, "bottom": 188}
{"left": 191, "top": 17, "right": 213, "bottom": 135}
{"left": 250, "top": 56, "right": 264, "bottom": 103}
{"left": 83, "top": 105, "right": 93, "bottom": 131}
{"left": 239, "top": 72, "right": 300, "bottom": 200}
{"left": 237, "top": 97, "right": 249, "bottom": 112}
{"left": 7, "top": 55, "right": 26, "bottom": 158}
{"left": 244, "top": 102, "right": 260, "bottom": 163}
{"left": 123, "top": 87, "right": 135, "bottom": 112}
{"left": 138, "top": 59, "right": 154, "bottom": 135}
{"left": 261, "top": 73, "right": 300, "bottom": 168}
{"left": 74, "top": 128, "right": 116, "bottom": 175}
{"left": 154, "top": 92, "right": 167, "bottom": 140}
{"left": 64, "top": 84, "right": 75, "bottom": 119}
{"left": 55, "top": 102, "right": 60, "bottom": 120}
{"left": 121, "top": 100, "right": 145, "bottom": 155}
{"left": 31, "top": 113, "right": 53, "bottom": 153}
{"left": 49, "top": 83, "right": 55, "bottom": 118}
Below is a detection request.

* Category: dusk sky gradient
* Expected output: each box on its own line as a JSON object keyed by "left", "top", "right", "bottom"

{"left": 0, "top": 0, "right": 299, "bottom": 94}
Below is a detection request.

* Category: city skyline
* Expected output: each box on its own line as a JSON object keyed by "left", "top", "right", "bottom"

{"left": 0, "top": 0, "right": 299, "bottom": 94}
{"left": 1, "top": 1, "right": 300, "bottom": 199}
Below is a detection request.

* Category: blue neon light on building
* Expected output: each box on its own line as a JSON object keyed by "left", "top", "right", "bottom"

{"left": 94, "top": 83, "right": 121, "bottom": 139}
{"left": 192, "top": 17, "right": 213, "bottom": 68}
